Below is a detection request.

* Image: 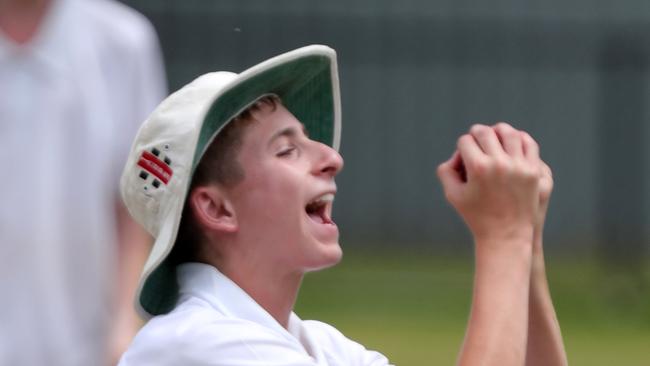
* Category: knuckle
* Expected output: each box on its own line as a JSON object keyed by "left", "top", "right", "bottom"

{"left": 495, "top": 121, "right": 512, "bottom": 129}
{"left": 493, "top": 158, "right": 512, "bottom": 175}
{"left": 457, "top": 134, "right": 472, "bottom": 148}
{"left": 509, "top": 160, "right": 535, "bottom": 180}
{"left": 502, "top": 127, "right": 520, "bottom": 141}
{"left": 470, "top": 124, "right": 488, "bottom": 136}
{"left": 522, "top": 167, "right": 539, "bottom": 182}
{"left": 523, "top": 131, "right": 536, "bottom": 142}
{"left": 466, "top": 158, "right": 484, "bottom": 175}
{"left": 494, "top": 122, "right": 514, "bottom": 134}
{"left": 471, "top": 158, "right": 491, "bottom": 177}
{"left": 527, "top": 134, "right": 539, "bottom": 149}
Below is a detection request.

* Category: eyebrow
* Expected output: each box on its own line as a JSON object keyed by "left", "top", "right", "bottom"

{"left": 267, "top": 124, "right": 308, "bottom": 146}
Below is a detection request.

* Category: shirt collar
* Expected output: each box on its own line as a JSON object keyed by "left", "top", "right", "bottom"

{"left": 176, "top": 263, "right": 303, "bottom": 340}
{"left": 0, "top": 31, "right": 11, "bottom": 60}
{"left": 0, "top": 0, "right": 70, "bottom": 71}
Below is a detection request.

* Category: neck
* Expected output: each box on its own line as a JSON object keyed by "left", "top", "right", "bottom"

{"left": 214, "top": 253, "right": 303, "bottom": 329}
{"left": 0, "top": 0, "right": 52, "bottom": 44}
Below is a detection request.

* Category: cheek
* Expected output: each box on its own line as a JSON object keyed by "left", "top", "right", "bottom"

{"left": 237, "top": 169, "right": 305, "bottom": 223}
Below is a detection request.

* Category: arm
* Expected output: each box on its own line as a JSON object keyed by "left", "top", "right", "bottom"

{"left": 462, "top": 234, "right": 533, "bottom": 365}
{"left": 525, "top": 234, "right": 567, "bottom": 366}
{"left": 438, "top": 124, "right": 540, "bottom": 366}
{"left": 109, "top": 202, "right": 152, "bottom": 365}
{"left": 516, "top": 131, "right": 568, "bottom": 366}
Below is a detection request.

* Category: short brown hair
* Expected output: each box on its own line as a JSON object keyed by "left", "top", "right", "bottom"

{"left": 171, "top": 95, "right": 281, "bottom": 264}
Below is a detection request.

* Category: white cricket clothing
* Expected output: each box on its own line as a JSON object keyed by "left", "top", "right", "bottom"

{"left": 0, "top": 0, "right": 165, "bottom": 364}
{"left": 119, "top": 263, "right": 392, "bottom": 366}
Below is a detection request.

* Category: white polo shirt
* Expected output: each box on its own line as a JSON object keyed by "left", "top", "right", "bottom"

{"left": 120, "top": 263, "right": 392, "bottom": 366}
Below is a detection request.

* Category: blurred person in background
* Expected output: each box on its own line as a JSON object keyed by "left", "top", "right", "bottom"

{"left": 0, "top": 0, "right": 166, "bottom": 364}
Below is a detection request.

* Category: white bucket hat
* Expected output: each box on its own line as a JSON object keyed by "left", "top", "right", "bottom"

{"left": 120, "top": 45, "right": 341, "bottom": 318}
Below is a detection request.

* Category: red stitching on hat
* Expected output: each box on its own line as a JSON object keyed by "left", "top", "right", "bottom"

{"left": 137, "top": 151, "right": 172, "bottom": 184}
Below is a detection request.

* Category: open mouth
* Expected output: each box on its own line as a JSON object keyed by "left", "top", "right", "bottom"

{"left": 305, "top": 193, "right": 335, "bottom": 225}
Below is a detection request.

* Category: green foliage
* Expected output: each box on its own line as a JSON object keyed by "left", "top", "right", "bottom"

{"left": 296, "top": 251, "right": 650, "bottom": 365}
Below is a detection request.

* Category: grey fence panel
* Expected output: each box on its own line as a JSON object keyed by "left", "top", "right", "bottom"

{"left": 122, "top": 0, "right": 649, "bottom": 261}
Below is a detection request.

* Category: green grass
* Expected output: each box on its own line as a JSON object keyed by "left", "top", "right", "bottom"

{"left": 295, "top": 250, "right": 650, "bottom": 365}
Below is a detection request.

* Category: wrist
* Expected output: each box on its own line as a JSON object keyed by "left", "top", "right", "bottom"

{"left": 474, "top": 230, "right": 534, "bottom": 271}
{"left": 473, "top": 224, "right": 535, "bottom": 250}
{"left": 531, "top": 247, "right": 547, "bottom": 279}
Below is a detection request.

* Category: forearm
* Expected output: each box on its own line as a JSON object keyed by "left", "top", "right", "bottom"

{"left": 115, "top": 207, "right": 150, "bottom": 323}
{"left": 111, "top": 203, "right": 152, "bottom": 363}
{"left": 458, "top": 235, "right": 533, "bottom": 366}
{"left": 525, "top": 232, "right": 568, "bottom": 366}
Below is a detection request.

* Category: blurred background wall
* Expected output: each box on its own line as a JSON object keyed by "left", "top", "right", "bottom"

{"left": 120, "top": 0, "right": 650, "bottom": 265}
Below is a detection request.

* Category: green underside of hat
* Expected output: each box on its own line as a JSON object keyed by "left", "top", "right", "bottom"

{"left": 194, "top": 54, "right": 335, "bottom": 171}
{"left": 141, "top": 255, "right": 178, "bottom": 315}
{"left": 140, "top": 54, "right": 336, "bottom": 317}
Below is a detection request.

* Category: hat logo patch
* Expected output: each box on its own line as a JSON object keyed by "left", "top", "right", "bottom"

{"left": 137, "top": 148, "right": 173, "bottom": 186}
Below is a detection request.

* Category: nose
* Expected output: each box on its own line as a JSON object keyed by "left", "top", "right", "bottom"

{"left": 312, "top": 142, "right": 344, "bottom": 177}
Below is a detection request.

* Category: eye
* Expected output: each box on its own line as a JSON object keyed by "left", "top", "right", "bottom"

{"left": 276, "top": 146, "right": 297, "bottom": 157}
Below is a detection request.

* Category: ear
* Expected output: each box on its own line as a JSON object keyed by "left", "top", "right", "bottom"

{"left": 189, "top": 185, "right": 238, "bottom": 234}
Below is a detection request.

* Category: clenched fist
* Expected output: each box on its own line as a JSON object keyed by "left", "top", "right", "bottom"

{"left": 437, "top": 123, "right": 545, "bottom": 248}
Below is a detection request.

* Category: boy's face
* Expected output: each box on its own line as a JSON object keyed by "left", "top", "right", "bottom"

{"left": 226, "top": 103, "right": 344, "bottom": 273}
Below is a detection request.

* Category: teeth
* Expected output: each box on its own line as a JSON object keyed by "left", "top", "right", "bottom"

{"left": 306, "top": 193, "right": 335, "bottom": 215}
{"left": 308, "top": 193, "right": 334, "bottom": 206}
{"left": 317, "top": 193, "right": 334, "bottom": 203}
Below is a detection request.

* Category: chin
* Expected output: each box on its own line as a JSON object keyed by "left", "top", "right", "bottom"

{"left": 304, "top": 241, "right": 343, "bottom": 272}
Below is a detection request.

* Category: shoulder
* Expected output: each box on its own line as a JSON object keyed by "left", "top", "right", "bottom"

{"left": 120, "top": 298, "right": 315, "bottom": 366}
{"left": 302, "top": 320, "right": 392, "bottom": 366}
{"left": 302, "top": 319, "right": 348, "bottom": 342}
{"left": 303, "top": 319, "right": 369, "bottom": 351}
{"left": 75, "top": 0, "right": 159, "bottom": 51}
